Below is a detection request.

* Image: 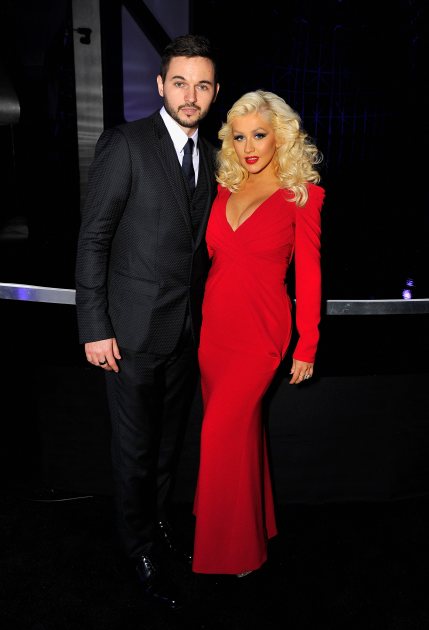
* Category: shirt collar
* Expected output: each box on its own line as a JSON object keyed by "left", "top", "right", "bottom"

{"left": 160, "top": 106, "right": 199, "bottom": 154}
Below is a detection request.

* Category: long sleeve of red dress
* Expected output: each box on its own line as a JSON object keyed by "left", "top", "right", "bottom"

{"left": 292, "top": 184, "right": 325, "bottom": 363}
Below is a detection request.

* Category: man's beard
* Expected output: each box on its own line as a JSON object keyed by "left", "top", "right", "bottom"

{"left": 164, "top": 97, "right": 210, "bottom": 129}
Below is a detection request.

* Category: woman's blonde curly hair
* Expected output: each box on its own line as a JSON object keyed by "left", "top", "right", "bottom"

{"left": 216, "top": 90, "right": 322, "bottom": 206}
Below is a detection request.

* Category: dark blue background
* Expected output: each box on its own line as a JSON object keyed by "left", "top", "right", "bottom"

{"left": 1, "top": 0, "right": 428, "bottom": 301}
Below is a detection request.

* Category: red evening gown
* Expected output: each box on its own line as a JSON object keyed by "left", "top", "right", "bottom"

{"left": 192, "top": 183, "right": 325, "bottom": 574}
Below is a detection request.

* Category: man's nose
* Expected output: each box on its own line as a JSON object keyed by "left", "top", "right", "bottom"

{"left": 185, "top": 86, "right": 197, "bottom": 102}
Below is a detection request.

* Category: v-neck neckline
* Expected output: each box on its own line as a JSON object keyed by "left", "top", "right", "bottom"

{"left": 225, "top": 188, "right": 282, "bottom": 233}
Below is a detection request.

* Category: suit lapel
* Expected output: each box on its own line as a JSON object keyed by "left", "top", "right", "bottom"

{"left": 153, "top": 114, "right": 193, "bottom": 238}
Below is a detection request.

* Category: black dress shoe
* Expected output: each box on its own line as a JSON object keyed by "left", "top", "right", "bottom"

{"left": 135, "top": 554, "right": 183, "bottom": 610}
{"left": 157, "top": 520, "right": 193, "bottom": 566}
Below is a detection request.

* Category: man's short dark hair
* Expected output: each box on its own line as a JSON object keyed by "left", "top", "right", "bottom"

{"left": 160, "top": 34, "right": 218, "bottom": 83}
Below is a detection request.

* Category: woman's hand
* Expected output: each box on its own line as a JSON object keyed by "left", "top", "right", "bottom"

{"left": 289, "top": 358, "right": 314, "bottom": 384}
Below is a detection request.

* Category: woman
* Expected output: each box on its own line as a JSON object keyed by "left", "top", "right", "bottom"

{"left": 192, "top": 90, "right": 325, "bottom": 576}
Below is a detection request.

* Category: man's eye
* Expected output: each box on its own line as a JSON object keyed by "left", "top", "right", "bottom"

{"left": 197, "top": 85, "right": 209, "bottom": 91}
{"left": 174, "top": 82, "right": 185, "bottom": 88}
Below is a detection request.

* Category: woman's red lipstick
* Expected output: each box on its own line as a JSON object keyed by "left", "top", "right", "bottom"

{"left": 245, "top": 156, "right": 259, "bottom": 164}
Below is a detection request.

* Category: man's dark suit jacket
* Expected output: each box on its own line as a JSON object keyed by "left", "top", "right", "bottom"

{"left": 75, "top": 111, "right": 218, "bottom": 355}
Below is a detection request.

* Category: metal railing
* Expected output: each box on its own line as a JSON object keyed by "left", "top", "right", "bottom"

{"left": 1, "top": 282, "right": 428, "bottom": 315}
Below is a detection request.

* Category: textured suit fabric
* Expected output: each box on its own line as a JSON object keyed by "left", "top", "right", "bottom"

{"left": 105, "top": 322, "right": 198, "bottom": 558}
{"left": 75, "top": 111, "right": 217, "bottom": 355}
{"left": 192, "top": 183, "right": 325, "bottom": 573}
{"left": 74, "top": 111, "right": 218, "bottom": 558}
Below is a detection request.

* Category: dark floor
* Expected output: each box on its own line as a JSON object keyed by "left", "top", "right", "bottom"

{"left": 1, "top": 490, "right": 429, "bottom": 630}
{"left": 1, "top": 297, "right": 429, "bottom": 629}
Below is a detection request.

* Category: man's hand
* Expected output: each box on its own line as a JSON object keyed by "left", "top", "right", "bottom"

{"left": 84, "top": 338, "right": 121, "bottom": 373}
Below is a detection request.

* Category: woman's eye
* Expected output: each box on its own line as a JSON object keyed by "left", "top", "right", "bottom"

{"left": 255, "top": 133, "right": 267, "bottom": 139}
{"left": 233, "top": 135, "right": 244, "bottom": 141}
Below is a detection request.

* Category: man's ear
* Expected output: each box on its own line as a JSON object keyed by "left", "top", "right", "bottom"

{"left": 156, "top": 75, "right": 164, "bottom": 97}
{"left": 213, "top": 83, "right": 220, "bottom": 103}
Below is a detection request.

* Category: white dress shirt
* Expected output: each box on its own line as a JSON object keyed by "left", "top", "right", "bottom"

{"left": 160, "top": 106, "right": 199, "bottom": 184}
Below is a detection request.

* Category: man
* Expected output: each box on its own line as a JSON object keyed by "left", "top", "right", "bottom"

{"left": 75, "top": 34, "right": 220, "bottom": 609}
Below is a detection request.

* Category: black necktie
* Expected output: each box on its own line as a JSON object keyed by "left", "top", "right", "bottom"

{"left": 182, "top": 138, "right": 195, "bottom": 194}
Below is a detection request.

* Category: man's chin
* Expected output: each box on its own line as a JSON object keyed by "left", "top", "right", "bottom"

{"left": 177, "top": 115, "right": 199, "bottom": 129}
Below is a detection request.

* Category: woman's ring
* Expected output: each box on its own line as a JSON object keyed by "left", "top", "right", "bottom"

{"left": 304, "top": 374, "right": 311, "bottom": 380}
{"left": 99, "top": 359, "right": 107, "bottom": 366}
